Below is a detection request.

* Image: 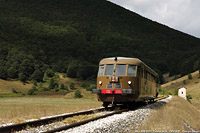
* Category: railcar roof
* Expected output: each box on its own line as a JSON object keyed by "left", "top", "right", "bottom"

{"left": 99, "top": 57, "right": 159, "bottom": 77}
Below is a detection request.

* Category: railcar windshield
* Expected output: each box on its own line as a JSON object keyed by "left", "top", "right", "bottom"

{"left": 104, "top": 64, "right": 114, "bottom": 76}
{"left": 98, "top": 65, "right": 104, "bottom": 76}
{"left": 116, "top": 64, "right": 127, "bottom": 76}
{"left": 128, "top": 65, "right": 136, "bottom": 76}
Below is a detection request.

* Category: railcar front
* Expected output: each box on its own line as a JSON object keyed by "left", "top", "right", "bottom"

{"left": 92, "top": 57, "right": 141, "bottom": 107}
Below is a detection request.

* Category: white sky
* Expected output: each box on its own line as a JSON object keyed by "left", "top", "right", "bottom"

{"left": 108, "top": 0, "right": 200, "bottom": 38}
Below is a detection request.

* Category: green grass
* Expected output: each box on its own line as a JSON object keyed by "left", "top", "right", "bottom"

{"left": 0, "top": 97, "right": 101, "bottom": 124}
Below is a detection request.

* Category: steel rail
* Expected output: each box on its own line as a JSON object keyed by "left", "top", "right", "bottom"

{"left": 0, "top": 107, "right": 107, "bottom": 133}
{"left": 42, "top": 108, "right": 129, "bottom": 133}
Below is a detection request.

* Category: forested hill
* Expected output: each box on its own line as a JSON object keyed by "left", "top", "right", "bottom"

{"left": 0, "top": 0, "right": 200, "bottom": 82}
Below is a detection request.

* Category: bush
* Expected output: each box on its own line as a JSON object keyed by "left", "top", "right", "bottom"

{"left": 74, "top": 90, "right": 83, "bottom": 98}
{"left": 188, "top": 73, "right": 192, "bottom": 80}
{"left": 187, "top": 94, "right": 192, "bottom": 103}
{"left": 12, "top": 88, "right": 17, "bottom": 93}
{"left": 18, "top": 73, "right": 26, "bottom": 82}
{"left": 174, "top": 88, "right": 178, "bottom": 95}
{"left": 86, "top": 84, "right": 96, "bottom": 91}
{"left": 43, "top": 72, "right": 48, "bottom": 81}
{"left": 81, "top": 83, "right": 89, "bottom": 89}
{"left": 32, "top": 80, "right": 37, "bottom": 86}
{"left": 60, "top": 83, "right": 68, "bottom": 91}
{"left": 70, "top": 83, "right": 76, "bottom": 90}
{"left": 31, "top": 70, "right": 44, "bottom": 82}
{"left": 48, "top": 78, "right": 55, "bottom": 89}
{"left": 27, "top": 89, "right": 35, "bottom": 95}
{"left": 199, "top": 70, "right": 200, "bottom": 78}
{"left": 45, "top": 69, "right": 55, "bottom": 77}
{"left": 183, "top": 80, "right": 186, "bottom": 84}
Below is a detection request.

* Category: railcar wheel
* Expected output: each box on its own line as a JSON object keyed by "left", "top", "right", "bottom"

{"left": 103, "top": 102, "right": 109, "bottom": 110}
{"left": 156, "top": 92, "right": 158, "bottom": 98}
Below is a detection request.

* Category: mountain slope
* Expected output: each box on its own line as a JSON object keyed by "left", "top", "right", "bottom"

{"left": 0, "top": 0, "right": 200, "bottom": 81}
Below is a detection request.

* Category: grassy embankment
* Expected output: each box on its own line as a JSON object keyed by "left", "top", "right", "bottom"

{"left": 139, "top": 71, "right": 200, "bottom": 131}
{"left": 138, "top": 96, "right": 200, "bottom": 131}
{"left": 0, "top": 97, "right": 101, "bottom": 124}
{"left": 162, "top": 70, "right": 200, "bottom": 110}
{"left": 0, "top": 74, "right": 100, "bottom": 124}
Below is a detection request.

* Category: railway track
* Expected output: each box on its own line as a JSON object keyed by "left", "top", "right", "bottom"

{"left": 0, "top": 95, "right": 168, "bottom": 133}
{"left": 0, "top": 107, "right": 107, "bottom": 133}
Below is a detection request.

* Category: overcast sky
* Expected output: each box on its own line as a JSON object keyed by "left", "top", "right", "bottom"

{"left": 108, "top": 0, "right": 200, "bottom": 38}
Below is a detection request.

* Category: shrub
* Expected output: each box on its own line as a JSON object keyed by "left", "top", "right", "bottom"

{"left": 31, "top": 70, "right": 44, "bottom": 82}
{"left": 32, "top": 80, "right": 37, "bottom": 86}
{"left": 74, "top": 90, "right": 83, "bottom": 98}
{"left": 174, "top": 88, "right": 178, "bottom": 95}
{"left": 18, "top": 73, "right": 26, "bottom": 82}
{"left": 81, "top": 83, "right": 88, "bottom": 89}
{"left": 60, "top": 83, "right": 68, "bottom": 91}
{"left": 187, "top": 94, "right": 192, "bottom": 103}
{"left": 183, "top": 80, "right": 186, "bottom": 85}
{"left": 48, "top": 78, "right": 55, "bottom": 89}
{"left": 43, "top": 72, "right": 48, "bottom": 81}
{"left": 86, "top": 84, "right": 96, "bottom": 91}
{"left": 27, "top": 89, "right": 35, "bottom": 95}
{"left": 188, "top": 73, "right": 192, "bottom": 80}
{"left": 70, "top": 83, "right": 76, "bottom": 90}
{"left": 60, "top": 84, "right": 65, "bottom": 89}
{"left": 45, "top": 69, "right": 55, "bottom": 77}
{"left": 199, "top": 70, "right": 200, "bottom": 78}
{"left": 12, "top": 88, "right": 17, "bottom": 93}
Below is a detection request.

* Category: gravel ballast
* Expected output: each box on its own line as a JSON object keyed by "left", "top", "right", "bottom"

{"left": 61, "top": 96, "right": 172, "bottom": 133}
{"left": 5, "top": 96, "right": 172, "bottom": 133}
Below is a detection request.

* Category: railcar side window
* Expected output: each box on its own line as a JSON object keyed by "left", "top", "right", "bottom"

{"left": 104, "top": 64, "right": 114, "bottom": 76}
{"left": 116, "top": 64, "right": 127, "bottom": 76}
{"left": 98, "top": 65, "right": 104, "bottom": 76}
{"left": 128, "top": 65, "right": 136, "bottom": 76}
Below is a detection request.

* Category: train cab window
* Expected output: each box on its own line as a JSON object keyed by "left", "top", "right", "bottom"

{"left": 116, "top": 64, "right": 127, "bottom": 76}
{"left": 104, "top": 64, "right": 114, "bottom": 76}
{"left": 128, "top": 65, "right": 136, "bottom": 76}
{"left": 98, "top": 65, "right": 104, "bottom": 76}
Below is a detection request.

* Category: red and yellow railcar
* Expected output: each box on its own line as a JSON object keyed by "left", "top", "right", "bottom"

{"left": 92, "top": 57, "right": 159, "bottom": 108}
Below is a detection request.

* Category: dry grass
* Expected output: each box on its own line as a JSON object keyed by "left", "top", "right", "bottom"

{"left": 0, "top": 79, "right": 32, "bottom": 94}
{"left": 0, "top": 97, "right": 101, "bottom": 124}
{"left": 138, "top": 96, "right": 200, "bottom": 131}
{"left": 161, "top": 70, "right": 200, "bottom": 110}
{"left": 162, "top": 70, "right": 199, "bottom": 90}
{"left": 62, "top": 114, "right": 100, "bottom": 124}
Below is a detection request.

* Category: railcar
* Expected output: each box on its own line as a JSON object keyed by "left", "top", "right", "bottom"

{"left": 92, "top": 57, "right": 159, "bottom": 108}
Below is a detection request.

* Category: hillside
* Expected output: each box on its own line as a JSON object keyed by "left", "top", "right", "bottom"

{"left": 0, "top": 0, "right": 200, "bottom": 82}
{"left": 139, "top": 96, "right": 200, "bottom": 131}
{"left": 162, "top": 70, "right": 200, "bottom": 110}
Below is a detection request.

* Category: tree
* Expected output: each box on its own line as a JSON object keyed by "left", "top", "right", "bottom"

{"left": 74, "top": 90, "right": 83, "bottom": 98}
{"left": 18, "top": 73, "right": 26, "bottom": 82}
{"left": 31, "top": 70, "right": 44, "bottom": 82}
{"left": 60, "top": 84, "right": 65, "bottom": 89}
{"left": 43, "top": 72, "right": 48, "bottom": 81}
{"left": 0, "top": 66, "right": 7, "bottom": 79}
{"left": 188, "top": 73, "right": 192, "bottom": 80}
{"left": 70, "top": 83, "right": 75, "bottom": 90}
{"left": 46, "top": 69, "right": 55, "bottom": 77}
{"left": 48, "top": 78, "right": 55, "bottom": 89}
{"left": 7, "top": 67, "right": 17, "bottom": 79}
{"left": 67, "top": 61, "right": 78, "bottom": 78}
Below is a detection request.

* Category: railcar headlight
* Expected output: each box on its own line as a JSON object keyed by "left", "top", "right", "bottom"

{"left": 99, "top": 81, "right": 102, "bottom": 85}
{"left": 128, "top": 81, "right": 132, "bottom": 85}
